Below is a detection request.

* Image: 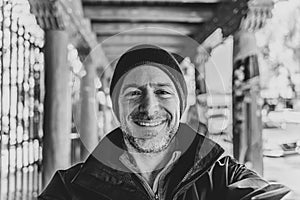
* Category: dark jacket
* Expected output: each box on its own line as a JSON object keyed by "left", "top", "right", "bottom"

{"left": 39, "top": 123, "right": 289, "bottom": 200}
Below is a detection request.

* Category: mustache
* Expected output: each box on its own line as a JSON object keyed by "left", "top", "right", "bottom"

{"left": 129, "top": 111, "right": 169, "bottom": 121}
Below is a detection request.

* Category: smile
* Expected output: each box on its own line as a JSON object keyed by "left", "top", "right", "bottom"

{"left": 134, "top": 120, "right": 166, "bottom": 127}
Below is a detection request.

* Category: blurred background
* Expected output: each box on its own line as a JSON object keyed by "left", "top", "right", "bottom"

{"left": 0, "top": 0, "right": 300, "bottom": 199}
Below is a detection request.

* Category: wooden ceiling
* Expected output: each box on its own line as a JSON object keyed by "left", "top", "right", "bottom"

{"left": 81, "top": 0, "right": 249, "bottom": 63}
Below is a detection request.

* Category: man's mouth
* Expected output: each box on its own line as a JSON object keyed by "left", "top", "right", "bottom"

{"left": 133, "top": 119, "right": 167, "bottom": 127}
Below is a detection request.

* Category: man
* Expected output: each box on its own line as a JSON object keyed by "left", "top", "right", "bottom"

{"left": 39, "top": 45, "right": 289, "bottom": 200}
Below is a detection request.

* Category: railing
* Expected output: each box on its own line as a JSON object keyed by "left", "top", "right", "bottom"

{"left": 0, "top": 0, "right": 44, "bottom": 199}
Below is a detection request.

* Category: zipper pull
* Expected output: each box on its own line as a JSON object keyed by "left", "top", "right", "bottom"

{"left": 155, "top": 193, "right": 159, "bottom": 200}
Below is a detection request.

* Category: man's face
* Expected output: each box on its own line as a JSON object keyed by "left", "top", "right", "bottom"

{"left": 118, "top": 65, "right": 180, "bottom": 153}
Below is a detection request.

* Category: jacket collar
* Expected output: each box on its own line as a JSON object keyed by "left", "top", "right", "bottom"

{"left": 72, "top": 123, "right": 224, "bottom": 198}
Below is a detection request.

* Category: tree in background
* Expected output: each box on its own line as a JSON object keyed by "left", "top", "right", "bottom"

{"left": 256, "top": 0, "right": 300, "bottom": 104}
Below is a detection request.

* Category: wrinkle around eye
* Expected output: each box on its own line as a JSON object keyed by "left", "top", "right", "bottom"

{"left": 155, "top": 89, "right": 175, "bottom": 98}
{"left": 122, "top": 90, "right": 142, "bottom": 100}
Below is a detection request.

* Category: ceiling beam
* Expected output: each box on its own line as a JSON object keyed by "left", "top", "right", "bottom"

{"left": 103, "top": 45, "right": 185, "bottom": 63}
{"left": 84, "top": 5, "right": 214, "bottom": 23}
{"left": 82, "top": 0, "right": 230, "bottom": 4}
{"left": 98, "top": 34, "right": 198, "bottom": 61}
{"left": 191, "top": 0, "right": 249, "bottom": 44}
{"left": 92, "top": 22, "right": 202, "bottom": 35}
{"left": 97, "top": 34, "right": 196, "bottom": 46}
{"left": 102, "top": 43, "right": 185, "bottom": 53}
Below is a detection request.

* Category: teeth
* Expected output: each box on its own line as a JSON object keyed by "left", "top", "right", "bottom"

{"left": 136, "top": 121, "right": 164, "bottom": 127}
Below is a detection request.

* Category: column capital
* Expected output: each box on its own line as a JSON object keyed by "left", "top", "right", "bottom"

{"left": 240, "top": 0, "right": 274, "bottom": 31}
{"left": 28, "top": 0, "right": 65, "bottom": 30}
{"left": 29, "top": 0, "right": 109, "bottom": 72}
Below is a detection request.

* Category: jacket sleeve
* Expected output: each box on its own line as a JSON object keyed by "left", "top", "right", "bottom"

{"left": 38, "top": 170, "right": 73, "bottom": 200}
{"left": 219, "top": 156, "right": 290, "bottom": 200}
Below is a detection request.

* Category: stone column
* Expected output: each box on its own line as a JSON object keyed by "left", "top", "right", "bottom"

{"left": 29, "top": 0, "right": 72, "bottom": 188}
{"left": 79, "top": 53, "right": 99, "bottom": 160}
{"left": 194, "top": 47, "right": 209, "bottom": 128}
{"left": 29, "top": 0, "right": 109, "bottom": 187}
{"left": 232, "top": 0, "right": 273, "bottom": 175}
{"left": 43, "top": 30, "right": 71, "bottom": 186}
{"left": 232, "top": 37, "right": 263, "bottom": 174}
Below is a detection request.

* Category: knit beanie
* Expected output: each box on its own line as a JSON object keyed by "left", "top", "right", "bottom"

{"left": 110, "top": 44, "right": 188, "bottom": 121}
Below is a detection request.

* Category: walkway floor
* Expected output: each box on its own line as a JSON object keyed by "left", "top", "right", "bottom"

{"left": 263, "top": 122, "right": 300, "bottom": 200}
{"left": 210, "top": 112, "right": 300, "bottom": 200}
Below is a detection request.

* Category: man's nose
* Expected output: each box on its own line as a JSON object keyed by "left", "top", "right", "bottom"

{"left": 139, "top": 91, "right": 159, "bottom": 115}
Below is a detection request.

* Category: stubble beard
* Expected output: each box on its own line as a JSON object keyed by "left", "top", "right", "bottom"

{"left": 121, "top": 121, "right": 179, "bottom": 154}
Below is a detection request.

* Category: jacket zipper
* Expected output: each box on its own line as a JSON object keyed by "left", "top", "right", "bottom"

{"left": 121, "top": 156, "right": 157, "bottom": 200}
{"left": 132, "top": 173, "right": 157, "bottom": 200}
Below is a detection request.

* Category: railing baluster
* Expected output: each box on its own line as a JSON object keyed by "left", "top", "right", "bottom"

{"left": 0, "top": 0, "right": 4, "bottom": 198}
{"left": 11, "top": 2, "right": 19, "bottom": 198}
{"left": 6, "top": 1, "right": 13, "bottom": 199}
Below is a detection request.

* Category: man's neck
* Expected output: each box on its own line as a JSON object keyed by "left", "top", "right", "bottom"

{"left": 124, "top": 138, "right": 176, "bottom": 186}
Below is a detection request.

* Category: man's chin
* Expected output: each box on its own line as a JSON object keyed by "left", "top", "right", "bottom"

{"left": 121, "top": 120, "right": 179, "bottom": 153}
{"left": 124, "top": 130, "right": 176, "bottom": 154}
{"left": 129, "top": 139, "right": 170, "bottom": 153}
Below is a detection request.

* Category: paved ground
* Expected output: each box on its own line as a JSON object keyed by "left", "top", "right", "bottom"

{"left": 263, "top": 122, "right": 300, "bottom": 200}
{"left": 209, "top": 110, "right": 300, "bottom": 200}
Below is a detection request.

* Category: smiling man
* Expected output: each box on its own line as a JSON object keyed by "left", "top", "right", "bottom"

{"left": 119, "top": 65, "right": 180, "bottom": 153}
{"left": 39, "top": 45, "right": 289, "bottom": 200}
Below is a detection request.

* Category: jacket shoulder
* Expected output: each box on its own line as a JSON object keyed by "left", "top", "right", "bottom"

{"left": 213, "top": 156, "right": 264, "bottom": 184}
{"left": 38, "top": 163, "right": 83, "bottom": 200}
{"left": 211, "top": 156, "right": 290, "bottom": 200}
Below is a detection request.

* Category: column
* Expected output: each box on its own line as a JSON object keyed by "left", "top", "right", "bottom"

{"left": 232, "top": 32, "right": 263, "bottom": 175}
{"left": 43, "top": 30, "right": 71, "bottom": 186}
{"left": 79, "top": 54, "right": 99, "bottom": 160}
{"left": 29, "top": 0, "right": 109, "bottom": 188}
{"left": 232, "top": 0, "right": 273, "bottom": 175}
{"left": 194, "top": 48, "right": 209, "bottom": 129}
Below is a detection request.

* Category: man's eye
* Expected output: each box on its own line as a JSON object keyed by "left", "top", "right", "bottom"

{"left": 128, "top": 91, "right": 141, "bottom": 96}
{"left": 155, "top": 90, "right": 171, "bottom": 96}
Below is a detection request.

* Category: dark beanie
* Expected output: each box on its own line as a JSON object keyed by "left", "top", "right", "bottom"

{"left": 110, "top": 44, "right": 188, "bottom": 120}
